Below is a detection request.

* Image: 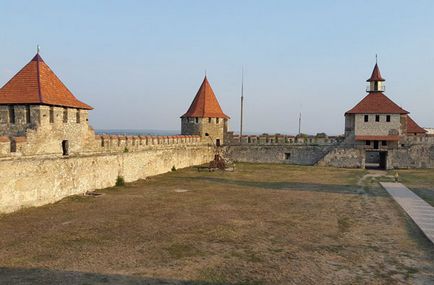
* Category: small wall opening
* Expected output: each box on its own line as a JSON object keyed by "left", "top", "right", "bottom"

{"left": 10, "top": 140, "right": 16, "bottom": 153}
{"left": 26, "top": 105, "right": 31, "bottom": 124}
{"left": 216, "top": 139, "right": 221, "bottom": 147}
{"left": 62, "top": 140, "right": 69, "bottom": 156}
{"left": 285, "top": 153, "right": 291, "bottom": 160}
{"left": 49, "top": 107, "right": 54, "bottom": 123}
{"left": 63, "top": 108, "right": 68, "bottom": 123}
{"left": 9, "top": 106, "right": 15, "bottom": 124}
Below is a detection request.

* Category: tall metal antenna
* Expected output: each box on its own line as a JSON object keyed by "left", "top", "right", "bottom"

{"left": 375, "top": 53, "right": 378, "bottom": 64}
{"left": 240, "top": 66, "right": 244, "bottom": 141}
{"left": 298, "top": 112, "right": 302, "bottom": 135}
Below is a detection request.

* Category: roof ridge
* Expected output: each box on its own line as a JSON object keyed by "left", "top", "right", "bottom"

{"left": 35, "top": 53, "right": 43, "bottom": 103}
{"left": 0, "top": 56, "right": 36, "bottom": 91}
{"left": 202, "top": 77, "right": 208, "bottom": 117}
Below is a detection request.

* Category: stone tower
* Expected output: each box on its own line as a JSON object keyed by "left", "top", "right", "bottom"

{"left": 0, "top": 52, "right": 94, "bottom": 156}
{"left": 344, "top": 62, "right": 426, "bottom": 149}
{"left": 181, "top": 76, "right": 230, "bottom": 146}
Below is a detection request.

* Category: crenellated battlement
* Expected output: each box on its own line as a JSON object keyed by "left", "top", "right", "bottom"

{"left": 0, "top": 132, "right": 204, "bottom": 159}
{"left": 227, "top": 132, "right": 342, "bottom": 146}
{"left": 93, "top": 134, "right": 203, "bottom": 153}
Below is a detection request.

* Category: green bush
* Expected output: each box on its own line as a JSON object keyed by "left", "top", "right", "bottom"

{"left": 115, "top": 176, "right": 125, "bottom": 186}
{"left": 171, "top": 165, "right": 177, "bottom": 171}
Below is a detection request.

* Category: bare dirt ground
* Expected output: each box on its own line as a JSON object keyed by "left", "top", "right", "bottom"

{"left": 0, "top": 163, "right": 433, "bottom": 285}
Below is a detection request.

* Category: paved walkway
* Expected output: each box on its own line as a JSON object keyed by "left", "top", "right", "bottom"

{"left": 381, "top": 182, "right": 434, "bottom": 244}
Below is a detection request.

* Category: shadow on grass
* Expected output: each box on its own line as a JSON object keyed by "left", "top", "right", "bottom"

{"left": 410, "top": 188, "right": 434, "bottom": 207}
{"left": 186, "top": 176, "right": 389, "bottom": 197}
{"left": 0, "top": 267, "right": 256, "bottom": 285}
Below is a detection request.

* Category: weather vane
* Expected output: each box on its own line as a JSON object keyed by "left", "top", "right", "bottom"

{"left": 37, "top": 45, "right": 40, "bottom": 54}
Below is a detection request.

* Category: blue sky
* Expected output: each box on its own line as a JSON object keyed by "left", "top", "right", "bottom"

{"left": 1, "top": 0, "right": 434, "bottom": 135}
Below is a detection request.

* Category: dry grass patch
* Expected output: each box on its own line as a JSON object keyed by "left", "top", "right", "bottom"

{"left": 392, "top": 169, "right": 434, "bottom": 206}
{"left": 0, "top": 163, "right": 433, "bottom": 284}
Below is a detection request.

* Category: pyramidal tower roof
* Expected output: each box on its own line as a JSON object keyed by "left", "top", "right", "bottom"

{"left": 0, "top": 53, "right": 92, "bottom": 110}
{"left": 345, "top": 92, "right": 408, "bottom": 114}
{"left": 346, "top": 63, "right": 408, "bottom": 114}
{"left": 181, "top": 76, "right": 229, "bottom": 119}
{"left": 367, "top": 63, "right": 385, "bottom": 82}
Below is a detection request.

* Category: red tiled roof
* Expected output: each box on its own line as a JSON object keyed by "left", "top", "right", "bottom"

{"left": 355, "top": 135, "right": 400, "bottom": 141}
{"left": 406, "top": 116, "right": 426, "bottom": 134}
{"left": 345, "top": 92, "right": 408, "bottom": 114}
{"left": 0, "top": 53, "right": 92, "bottom": 110}
{"left": 367, "top": 63, "right": 385, "bottom": 82}
{"left": 181, "top": 76, "right": 229, "bottom": 119}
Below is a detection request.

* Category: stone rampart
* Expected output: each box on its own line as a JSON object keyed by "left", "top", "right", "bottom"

{"left": 316, "top": 147, "right": 365, "bottom": 168}
{"left": 225, "top": 144, "right": 334, "bottom": 165}
{"left": 0, "top": 143, "right": 213, "bottom": 214}
{"left": 0, "top": 134, "right": 202, "bottom": 158}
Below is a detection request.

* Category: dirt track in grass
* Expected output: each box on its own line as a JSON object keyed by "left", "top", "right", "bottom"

{"left": 0, "top": 163, "right": 433, "bottom": 284}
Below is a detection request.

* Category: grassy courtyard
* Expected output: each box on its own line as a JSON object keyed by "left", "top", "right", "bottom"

{"left": 0, "top": 163, "right": 433, "bottom": 284}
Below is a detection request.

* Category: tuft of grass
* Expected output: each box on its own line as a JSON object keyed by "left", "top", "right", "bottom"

{"left": 115, "top": 176, "right": 125, "bottom": 187}
{"left": 337, "top": 216, "right": 351, "bottom": 233}
{"left": 171, "top": 165, "right": 177, "bottom": 171}
{"left": 198, "top": 267, "right": 228, "bottom": 284}
{"left": 123, "top": 147, "right": 129, "bottom": 153}
{"left": 66, "top": 195, "right": 91, "bottom": 203}
{"left": 165, "top": 243, "right": 200, "bottom": 259}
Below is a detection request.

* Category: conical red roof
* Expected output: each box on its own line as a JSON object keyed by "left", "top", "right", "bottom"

{"left": 345, "top": 92, "right": 408, "bottom": 114}
{"left": 181, "top": 76, "right": 229, "bottom": 119}
{"left": 0, "top": 53, "right": 92, "bottom": 110}
{"left": 407, "top": 116, "right": 426, "bottom": 134}
{"left": 367, "top": 63, "right": 385, "bottom": 82}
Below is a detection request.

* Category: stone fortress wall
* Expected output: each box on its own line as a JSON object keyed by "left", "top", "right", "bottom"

{"left": 0, "top": 143, "right": 213, "bottom": 214}
{"left": 0, "top": 105, "right": 213, "bottom": 214}
{"left": 223, "top": 131, "right": 434, "bottom": 169}
{"left": 223, "top": 132, "right": 340, "bottom": 165}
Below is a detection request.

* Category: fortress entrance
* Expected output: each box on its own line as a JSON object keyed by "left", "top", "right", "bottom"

{"left": 365, "top": 150, "right": 387, "bottom": 170}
